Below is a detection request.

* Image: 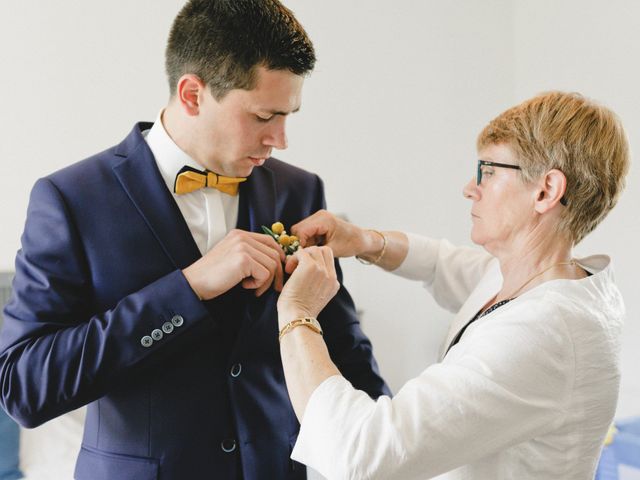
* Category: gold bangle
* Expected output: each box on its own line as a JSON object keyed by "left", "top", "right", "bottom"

{"left": 356, "top": 230, "right": 387, "bottom": 265}
{"left": 278, "top": 317, "right": 323, "bottom": 341}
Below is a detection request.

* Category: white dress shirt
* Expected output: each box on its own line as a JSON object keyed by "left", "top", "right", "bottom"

{"left": 144, "top": 112, "right": 238, "bottom": 255}
{"left": 292, "top": 233, "right": 623, "bottom": 479}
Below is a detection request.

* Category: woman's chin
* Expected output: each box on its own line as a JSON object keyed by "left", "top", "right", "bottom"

{"left": 469, "top": 229, "right": 484, "bottom": 246}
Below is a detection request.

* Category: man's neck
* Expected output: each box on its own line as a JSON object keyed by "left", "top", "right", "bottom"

{"left": 161, "top": 103, "right": 204, "bottom": 170}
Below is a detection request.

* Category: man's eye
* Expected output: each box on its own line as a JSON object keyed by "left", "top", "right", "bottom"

{"left": 256, "top": 115, "right": 273, "bottom": 122}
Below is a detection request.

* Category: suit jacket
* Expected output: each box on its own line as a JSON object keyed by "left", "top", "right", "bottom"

{"left": 0, "top": 123, "right": 390, "bottom": 480}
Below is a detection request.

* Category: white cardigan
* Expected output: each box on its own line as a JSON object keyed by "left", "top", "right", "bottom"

{"left": 292, "top": 234, "right": 624, "bottom": 479}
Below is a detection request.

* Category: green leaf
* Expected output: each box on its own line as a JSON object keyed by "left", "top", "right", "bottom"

{"left": 261, "top": 225, "right": 277, "bottom": 240}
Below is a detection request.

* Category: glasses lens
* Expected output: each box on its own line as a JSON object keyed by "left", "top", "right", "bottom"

{"left": 476, "top": 161, "right": 482, "bottom": 185}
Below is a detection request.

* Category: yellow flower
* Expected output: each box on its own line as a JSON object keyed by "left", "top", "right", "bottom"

{"left": 271, "top": 222, "right": 285, "bottom": 235}
{"left": 278, "top": 234, "right": 291, "bottom": 247}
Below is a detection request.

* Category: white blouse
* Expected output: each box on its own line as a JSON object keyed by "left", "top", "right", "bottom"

{"left": 292, "top": 234, "right": 624, "bottom": 479}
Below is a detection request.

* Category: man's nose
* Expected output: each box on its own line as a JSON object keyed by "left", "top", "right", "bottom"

{"left": 263, "top": 117, "right": 288, "bottom": 150}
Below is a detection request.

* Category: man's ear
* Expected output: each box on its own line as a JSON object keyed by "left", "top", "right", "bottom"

{"left": 534, "top": 169, "right": 567, "bottom": 213}
{"left": 176, "top": 74, "right": 206, "bottom": 116}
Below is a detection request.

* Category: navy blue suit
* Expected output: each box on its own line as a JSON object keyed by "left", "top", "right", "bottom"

{"left": 0, "top": 123, "right": 390, "bottom": 479}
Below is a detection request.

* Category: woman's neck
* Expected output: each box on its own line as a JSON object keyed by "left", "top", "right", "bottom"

{"left": 491, "top": 233, "right": 583, "bottom": 303}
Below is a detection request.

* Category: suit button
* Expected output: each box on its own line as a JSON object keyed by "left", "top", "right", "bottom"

{"left": 230, "top": 363, "right": 242, "bottom": 378}
{"left": 141, "top": 336, "right": 153, "bottom": 348}
{"left": 162, "top": 322, "right": 174, "bottom": 334}
{"left": 151, "top": 329, "right": 163, "bottom": 341}
{"left": 221, "top": 439, "right": 236, "bottom": 453}
{"left": 171, "top": 315, "right": 184, "bottom": 327}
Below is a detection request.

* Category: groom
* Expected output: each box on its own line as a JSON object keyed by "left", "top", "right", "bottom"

{"left": 0, "top": 1, "right": 390, "bottom": 479}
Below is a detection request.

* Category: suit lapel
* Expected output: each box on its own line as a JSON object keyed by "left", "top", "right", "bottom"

{"left": 232, "top": 164, "right": 278, "bottom": 339}
{"left": 112, "top": 124, "right": 201, "bottom": 270}
{"left": 236, "top": 165, "right": 276, "bottom": 233}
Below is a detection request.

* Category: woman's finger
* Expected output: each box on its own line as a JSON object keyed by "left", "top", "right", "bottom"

{"left": 319, "top": 246, "right": 337, "bottom": 279}
{"left": 291, "top": 211, "right": 331, "bottom": 247}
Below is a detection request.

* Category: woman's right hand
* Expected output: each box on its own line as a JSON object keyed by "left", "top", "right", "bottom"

{"left": 277, "top": 246, "right": 341, "bottom": 325}
{"left": 290, "top": 210, "right": 376, "bottom": 259}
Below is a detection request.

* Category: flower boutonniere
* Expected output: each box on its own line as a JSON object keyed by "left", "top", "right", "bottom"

{"left": 261, "top": 222, "right": 301, "bottom": 256}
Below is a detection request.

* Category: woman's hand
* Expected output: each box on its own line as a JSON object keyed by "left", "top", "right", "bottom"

{"left": 290, "top": 210, "right": 371, "bottom": 259}
{"left": 291, "top": 210, "right": 382, "bottom": 258}
{"left": 277, "top": 246, "right": 340, "bottom": 326}
{"left": 289, "top": 210, "right": 408, "bottom": 272}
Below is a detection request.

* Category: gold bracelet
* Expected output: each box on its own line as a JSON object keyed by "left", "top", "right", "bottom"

{"left": 278, "top": 317, "right": 323, "bottom": 341}
{"left": 356, "top": 230, "right": 387, "bottom": 265}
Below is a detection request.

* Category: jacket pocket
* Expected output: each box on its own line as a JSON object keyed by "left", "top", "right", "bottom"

{"left": 74, "top": 446, "right": 159, "bottom": 480}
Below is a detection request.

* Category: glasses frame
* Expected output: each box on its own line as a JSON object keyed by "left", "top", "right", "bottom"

{"left": 475, "top": 159, "right": 567, "bottom": 206}
{"left": 476, "top": 160, "right": 521, "bottom": 186}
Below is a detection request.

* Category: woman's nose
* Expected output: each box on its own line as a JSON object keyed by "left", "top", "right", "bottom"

{"left": 462, "top": 178, "right": 478, "bottom": 200}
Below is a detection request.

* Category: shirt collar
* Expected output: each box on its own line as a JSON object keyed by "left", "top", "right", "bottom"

{"left": 144, "top": 110, "right": 204, "bottom": 192}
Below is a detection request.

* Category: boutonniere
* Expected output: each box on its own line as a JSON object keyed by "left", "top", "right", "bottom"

{"left": 262, "top": 222, "right": 301, "bottom": 256}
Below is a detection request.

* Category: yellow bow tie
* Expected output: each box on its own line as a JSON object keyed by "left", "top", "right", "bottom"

{"left": 174, "top": 166, "right": 247, "bottom": 196}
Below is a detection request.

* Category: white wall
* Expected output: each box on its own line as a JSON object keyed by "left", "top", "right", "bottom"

{"left": 0, "top": 1, "right": 185, "bottom": 267}
{"left": 0, "top": 1, "right": 638, "bottom": 475}
{"left": 511, "top": 0, "right": 640, "bottom": 418}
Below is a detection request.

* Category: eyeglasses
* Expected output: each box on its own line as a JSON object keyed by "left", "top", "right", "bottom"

{"left": 476, "top": 160, "right": 521, "bottom": 185}
{"left": 476, "top": 159, "right": 567, "bottom": 206}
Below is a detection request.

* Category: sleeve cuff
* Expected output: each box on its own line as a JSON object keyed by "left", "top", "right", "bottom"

{"left": 291, "top": 375, "right": 349, "bottom": 467}
{"left": 291, "top": 375, "right": 380, "bottom": 477}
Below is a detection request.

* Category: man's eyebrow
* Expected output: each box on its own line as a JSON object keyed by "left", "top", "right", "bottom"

{"left": 262, "top": 106, "right": 301, "bottom": 115}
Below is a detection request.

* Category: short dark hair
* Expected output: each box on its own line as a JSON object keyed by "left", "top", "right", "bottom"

{"left": 165, "top": 0, "right": 316, "bottom": 99}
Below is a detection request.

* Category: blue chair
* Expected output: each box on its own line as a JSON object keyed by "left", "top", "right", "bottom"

{"left": 0, "top": 408, "right": 22, "bottom": 480}
{"left": 596, "top": 417, "right": 640, "bottom": 479}
{"left": 0, "top": 273, "right": 23, "bottom": 480}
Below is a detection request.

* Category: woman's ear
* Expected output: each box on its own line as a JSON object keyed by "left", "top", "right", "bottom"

{"left": 176, "top": 74, "right": 206, "bottom": 116}
{"left": 534, "top": 169, "right": 567, "bottom": 213}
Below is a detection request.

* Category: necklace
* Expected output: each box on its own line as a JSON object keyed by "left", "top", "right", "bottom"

{"left": 498, "top": 259, "right": 577, "bottom": 303}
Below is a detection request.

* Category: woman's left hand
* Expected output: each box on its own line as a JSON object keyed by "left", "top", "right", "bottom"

{"left": 277, "top": 246, "right": 340, "bottom": 326}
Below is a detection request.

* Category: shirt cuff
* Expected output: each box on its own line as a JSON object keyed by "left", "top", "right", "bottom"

{"left": 291, "top": 375, "right": 355, "bottom": 472}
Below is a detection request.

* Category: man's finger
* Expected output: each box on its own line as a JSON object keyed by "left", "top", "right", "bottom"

{"left": 240, "top": 230, "right": 287, "bottom": 262}
{"left": 245, "top": 237, "right": 284, "bottom": 292}
{"left": 284, "top": 254, "right": 300, "bottom": 274}
{"left": 240, "top": 256, "right": 271, "bottom": 291}
{"left": 239, "top": 243, "right": 280, "bottom": 295}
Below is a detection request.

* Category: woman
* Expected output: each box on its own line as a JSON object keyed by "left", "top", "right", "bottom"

{"left": 276, "top": 91, "right": 630, "bottom": 479}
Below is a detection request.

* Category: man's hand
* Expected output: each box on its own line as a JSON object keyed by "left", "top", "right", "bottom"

{"left": 182, "top": 229, "right": 285, "bottom": 300}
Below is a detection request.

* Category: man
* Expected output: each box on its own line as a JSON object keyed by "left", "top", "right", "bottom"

{"left": 0, "top": 1, "right": 390, "bottom": 479}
